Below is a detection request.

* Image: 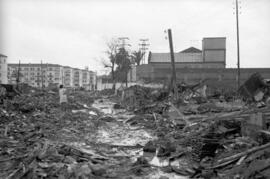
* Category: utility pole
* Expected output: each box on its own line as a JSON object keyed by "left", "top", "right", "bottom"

{"left": 168, "top": 29, "right": 178, "bottom": 100}
{"left": 16, "top": 60, "right": 21, "bottom": 89}
{"left": 139, "top": 39, "right": 150, "bottom": 64}
{"left": 235, "top": 0, "right": 241, "bottom": 88}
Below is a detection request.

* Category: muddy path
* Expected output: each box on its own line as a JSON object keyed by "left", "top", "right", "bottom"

{"left": 70, "top": 97, "right": 187, "bottom": 178}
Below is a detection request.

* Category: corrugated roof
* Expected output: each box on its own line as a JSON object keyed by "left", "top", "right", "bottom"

{"left": 180, "top": 47, "right": 202, "bottom": 53}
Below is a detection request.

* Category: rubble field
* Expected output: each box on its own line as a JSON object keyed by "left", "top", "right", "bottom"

{"left": 1, "top": 73, "right": 270, "bottom": 179}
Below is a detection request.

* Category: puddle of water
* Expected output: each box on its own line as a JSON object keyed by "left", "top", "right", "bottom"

{"left": 72, "top": 109, "right": 88, "bottom": 113}
{"left": 149, "top": 155, "right": 169, "bottom": 167}
{"left": 92, "top": 99, "right": 127, "bottom": 115}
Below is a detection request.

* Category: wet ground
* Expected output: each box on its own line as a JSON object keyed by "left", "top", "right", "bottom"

{"left": 70, "top": 98, "right": 187, "bottom": 178}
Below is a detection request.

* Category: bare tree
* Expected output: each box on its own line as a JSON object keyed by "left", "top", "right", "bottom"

{"left": 131, "top": 50, "right": 144, "bottom": 66}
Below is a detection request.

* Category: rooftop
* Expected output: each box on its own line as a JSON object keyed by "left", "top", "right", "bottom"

{"left": 180, "top": 47, "right": 202, "bottom": 53}
{"left": 8, "top": 63, "right": 61, "bottom": 67}
{"left": 0, "top": 54, "right": 7, "bottom": 57}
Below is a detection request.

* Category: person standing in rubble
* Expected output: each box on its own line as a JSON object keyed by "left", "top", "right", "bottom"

{"left": 59, "top": 85, "right": 68, "bottom": 107}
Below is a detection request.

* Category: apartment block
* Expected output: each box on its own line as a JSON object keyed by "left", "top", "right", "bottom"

{"left": 8, "top": 63, "right": 63, "bottom": 87}
{"left": 0, "top": 54, "right": 8, "bottom": 84}
{"left": 89, "top": 71, "right": 97, "bottom": 90}
{"left": 7, "top": 63, "right": 96, "bottom": 89}
{"left": 82, "top": 68, "right": 90, "bottom": 90}
{"left": 63, "top": 66, "right": 74, "bottom": 87}
{"left": 72, "top": 68, "right": 83, "bottom": 88}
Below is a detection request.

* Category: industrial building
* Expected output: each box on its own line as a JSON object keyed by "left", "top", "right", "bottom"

{"left": 148, "top": 37, "right": 226, "bottom": 68}
{"left": 0, "top": 54, "right": 8, "bottom": 84}
{"left": 130, "top": 37, "right": 270, "bottom": 87}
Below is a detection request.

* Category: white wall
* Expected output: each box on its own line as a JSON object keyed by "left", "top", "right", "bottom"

{"left": 97, "top": 79, "right": 164, "bottom": 91}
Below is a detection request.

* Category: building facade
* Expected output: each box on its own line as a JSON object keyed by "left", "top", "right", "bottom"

{"left": 82, "top": 68, "right": 90, "bottom": 90}
{"left": 148, "top": 37, "right": 226, "bottom": 69}
{"left": 0, "top": 54, "right": 8, "bottom": 84}
{"left": 8, "top": 63, "right": 64, "bottom": 87}
{"left": 63, "top": 66, "right": 74, "bottom": 88}
{"left": 7, "top": 63, "right": 96, "bottom": 89}
{"left": 89, "top": 71, "right": 97, "bottom": 90}
{"left": 202, "top": 37, "right": 226, "bottom": 63}
{"left": 72, "top": 68, "right": 83, "bottom": 88}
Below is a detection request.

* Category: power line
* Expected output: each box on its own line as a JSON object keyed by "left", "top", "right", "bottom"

{"left": 118, "top": 37, "right": 131, "bottom": 49}
{"left": 139, "top": 39, "right": 150, "bottom": 64}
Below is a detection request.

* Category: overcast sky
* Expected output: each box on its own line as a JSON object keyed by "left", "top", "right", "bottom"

{"left": 0, "top": 0, "right": 270, "bottom": 74}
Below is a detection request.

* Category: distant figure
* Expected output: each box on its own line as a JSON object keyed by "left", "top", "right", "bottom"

{"left": 59, "top": 85, "right": 67, "bottom": 104}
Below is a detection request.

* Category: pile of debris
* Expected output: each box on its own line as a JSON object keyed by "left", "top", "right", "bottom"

{"left": 121, "top": 85, "right": 169, "bottom": 113}
{"left": 2, "top": 72, "right": 270, "bottom": 178}
{"left": 239, "top": 72, "right": 270, "bottom": 107}
{"left": 0, "top": 90, "right": 106, "bottom": 178}
{"left": 130, "top": 106, "right": 270, "bottom": 178}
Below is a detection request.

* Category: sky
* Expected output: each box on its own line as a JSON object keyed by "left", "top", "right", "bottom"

{"left": 0, "top": 0, "right": 270, "bottom": 74}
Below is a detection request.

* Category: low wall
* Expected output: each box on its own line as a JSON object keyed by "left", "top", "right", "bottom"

{"left": 136, "top": 65, "right": 270, "bottom": 90}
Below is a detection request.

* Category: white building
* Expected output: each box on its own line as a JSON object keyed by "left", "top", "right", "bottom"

{"left": 63, "top": 66, "right": 74, "bottom": 88}
{"left": 82, "top": 68, "right": 90, "bottom": 90}
{"left": 89, "top": 71, "right": 97, "bottom": 90}
{"left": 73, "top": 68, "right": 82, "bottom": 88}
{"left": 8, "top": 63, "right": 64, "bottom": 87}
{"left": 0, "top": 54, "right": 8, "bottom": 84}
{"left": 7, "top": 62, "right": 97, "bottom": 89}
